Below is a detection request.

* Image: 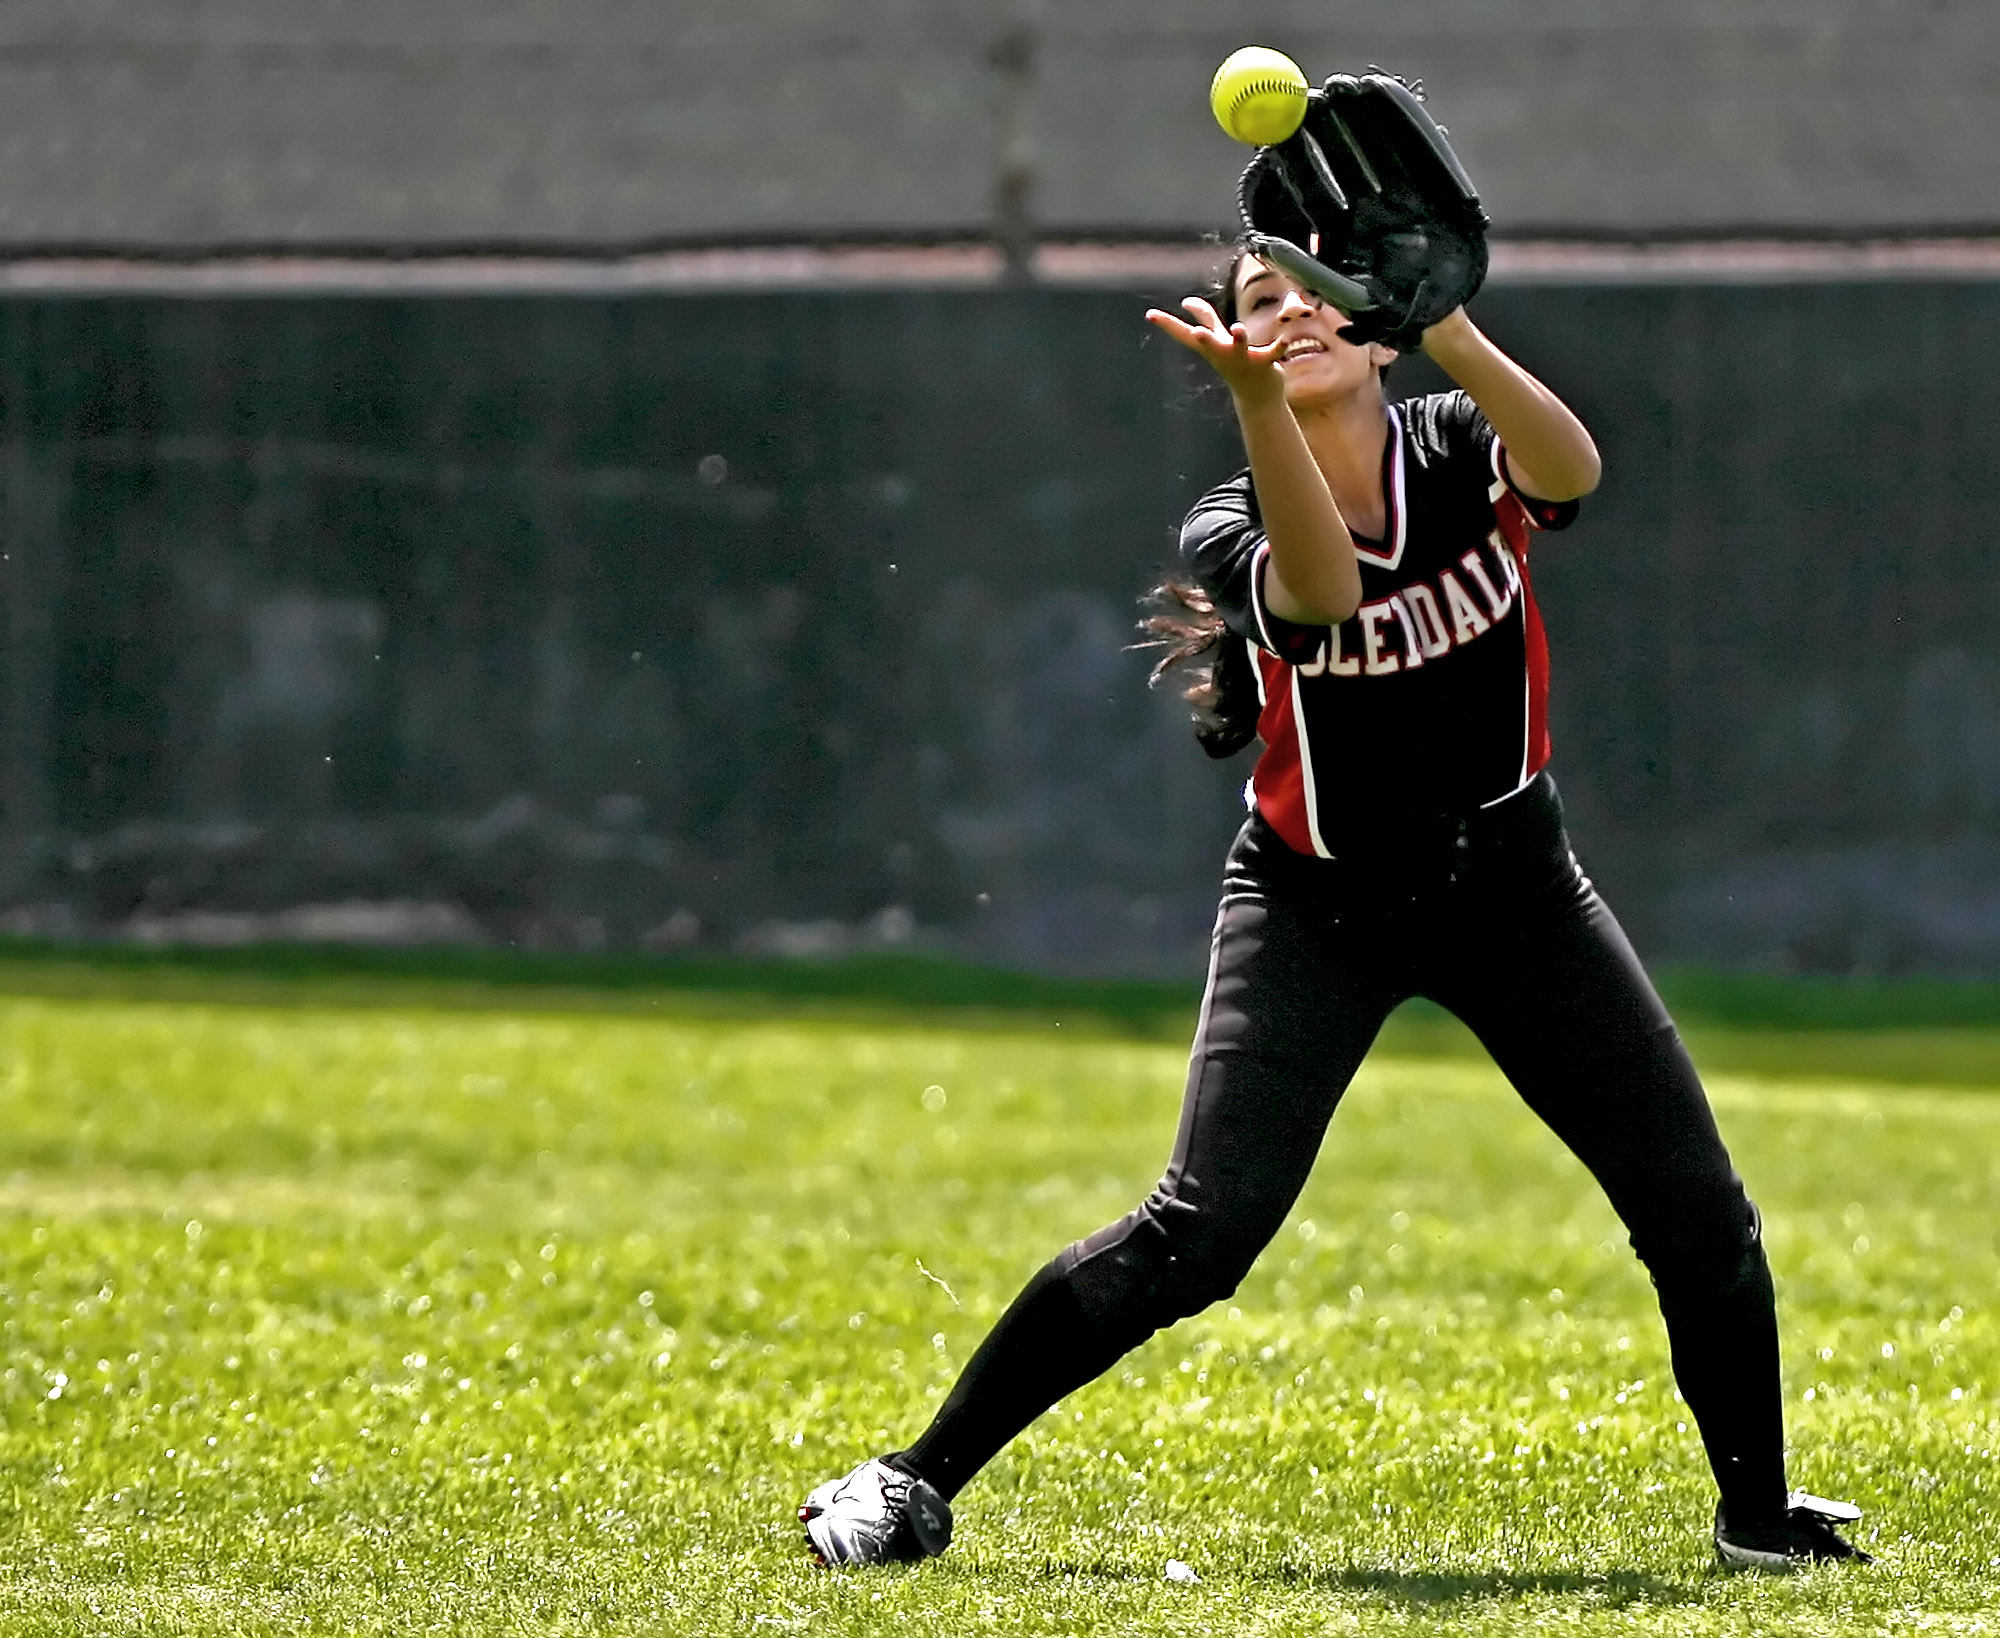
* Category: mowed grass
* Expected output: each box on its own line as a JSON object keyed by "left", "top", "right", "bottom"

{"left": 0, "top": 980, "right": 1993, "bottom": 1634}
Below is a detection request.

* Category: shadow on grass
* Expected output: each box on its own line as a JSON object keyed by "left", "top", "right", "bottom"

{"left": 0, "top": 938, "right": 1995, "bottom": 1083}
{"left": 1026, "top": 1559, "right": 1149, "bottom": 1584}
{"left": 0, "top": 936, "right": 1199, "bottom": 1038}
{"left": 1025, "top": 1558, "right": 1698, "bottom": 1609}
{"left": 1264, "top": 1564, "right": 1699, "bottom": 1609}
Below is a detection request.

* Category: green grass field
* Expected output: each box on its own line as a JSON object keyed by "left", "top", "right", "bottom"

{"left": 0, "top": 954, "right": 1994, "bottom": 1634}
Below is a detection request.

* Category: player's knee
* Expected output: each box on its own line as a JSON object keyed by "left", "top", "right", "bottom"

{"left": 1636, "top": 1196, "right": 1768, "bottom": 1300}
{"left": 1153, "top": 1238, "right": 1255, "bottom": 1322}
{"left": 1064, "top": 1204, "right": 1257, "bottom": 1346}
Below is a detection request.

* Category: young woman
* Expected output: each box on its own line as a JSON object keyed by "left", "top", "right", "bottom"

{"left": 799, "top": 252, "right": 1870, "bottom": 1574}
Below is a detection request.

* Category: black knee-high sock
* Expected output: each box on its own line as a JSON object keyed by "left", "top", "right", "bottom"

{"left": 897, "top": 1253, "right": 1136, "bottom": 1502}
{"left": 1656, "top": 1242, "right": 1789, "bottom": 1524}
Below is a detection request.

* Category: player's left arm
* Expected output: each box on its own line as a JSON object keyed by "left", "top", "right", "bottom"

{"left": 1417, "top": 309, "right": 1601, "bottom": 502}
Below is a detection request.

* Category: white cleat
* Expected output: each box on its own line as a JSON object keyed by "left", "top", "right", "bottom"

{"left": 799, "top": 1456, "right": 952, "bottom": 1567}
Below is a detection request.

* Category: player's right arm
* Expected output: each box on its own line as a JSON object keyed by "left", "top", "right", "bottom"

{"left": 1147, "top": 298, "right": 1362, "bottom": 626}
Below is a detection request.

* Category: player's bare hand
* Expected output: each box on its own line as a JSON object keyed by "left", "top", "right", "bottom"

{"left": 1146, "top": 298, "right": 1286, "bottom": 403}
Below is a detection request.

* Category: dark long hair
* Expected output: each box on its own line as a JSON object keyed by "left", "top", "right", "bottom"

{"left": 1138, "top": 576, "right": 1258, "bottom": 758}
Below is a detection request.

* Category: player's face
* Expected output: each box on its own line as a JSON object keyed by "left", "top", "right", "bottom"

{"left": 1230, "top": 259, "right": 1387, "bottom": 407}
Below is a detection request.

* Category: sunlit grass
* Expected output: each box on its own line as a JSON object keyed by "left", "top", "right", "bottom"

{"left": 0, "top": 981, "right": 1993, "bottom": 1634}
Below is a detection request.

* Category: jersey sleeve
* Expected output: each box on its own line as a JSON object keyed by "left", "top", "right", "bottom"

{"left": 1178, "top": 473, "right": 1329, "bottom": 663}
{"left": 1415, "top": 389, "right": 1581, "bottom": 532}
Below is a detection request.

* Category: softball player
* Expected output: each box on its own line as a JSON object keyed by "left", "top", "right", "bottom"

{"left": 800, "top": 251, "right": 1869, "bottom": 1574}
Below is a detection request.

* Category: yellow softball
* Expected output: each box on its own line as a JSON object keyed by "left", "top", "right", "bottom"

{"left": 1209, "top": 46, "right": 1310, "bottom": 146}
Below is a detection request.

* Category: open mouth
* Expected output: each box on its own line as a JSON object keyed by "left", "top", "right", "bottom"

{"left": 1281, "top": 339, "right": 1327, "bottom": 361}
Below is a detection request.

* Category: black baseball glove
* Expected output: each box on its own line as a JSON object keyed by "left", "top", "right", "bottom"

{"left": 1237, "top": 71, "right": 1488, "bottom": 352}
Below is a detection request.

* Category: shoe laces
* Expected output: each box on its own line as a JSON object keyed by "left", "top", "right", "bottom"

{"left": 846, "top": 1460, "right": 919, "bottom": 1548}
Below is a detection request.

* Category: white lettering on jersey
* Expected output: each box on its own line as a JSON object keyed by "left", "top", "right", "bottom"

{"left": 1461, "top": 548, "right": 1512, "bottom": 622}
{"left": 1440, "top": 570, "right": 1491, "bottom": 644}
{"left": 1358, "top": 604, "right": 1400, "bottom": 675}
{"left": 1401, "top": 584, "right": 1452, "bottom": 659}
{"left": 1386, "top": 595, "right": 1426, "bottom": 670}
{"left": 1296, "top": 535, "right": 1523, "bottom": 685}
{"left": 1329, "top": 622, "right": 1360, "bottom": 676}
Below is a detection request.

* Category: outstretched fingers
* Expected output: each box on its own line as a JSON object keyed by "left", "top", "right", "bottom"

{"left": 1180, "top": 294, "right": 1227, "bottom": 334}
{"left": 1145, "top": 299, "right": 1283, "bottom": 377}
{"left": 1143, "top": 307, "right": 1214, "bottom": 353}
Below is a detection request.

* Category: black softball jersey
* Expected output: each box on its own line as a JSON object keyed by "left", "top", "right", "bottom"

{"left": 1182, "top": 389, "right": 1578, "bottom": 853}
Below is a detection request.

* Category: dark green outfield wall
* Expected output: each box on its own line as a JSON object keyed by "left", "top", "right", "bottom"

{"left": 0, "top": 282, "right": 1995, "bottom": 975}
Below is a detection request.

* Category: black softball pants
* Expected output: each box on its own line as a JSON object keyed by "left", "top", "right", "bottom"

{"left": 901, "top": 773, "right": 1789, "bottom": 1525}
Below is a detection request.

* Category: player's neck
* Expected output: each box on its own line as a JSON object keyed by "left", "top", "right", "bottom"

{"left": 1295, "top": 390, "right": 1391, "bottom": 540}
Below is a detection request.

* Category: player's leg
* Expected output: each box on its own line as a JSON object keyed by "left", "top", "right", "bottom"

{"left": 899, "top": 822, "right": 1398, "bottom": 1498}
{"left": 1440, "top": 902, "right": 1870, "bottom": 1564}
{"left": 801, "top": 818, "right": 1399, "bottom": 1562}
{"left": 1418, "top": 779, "right": 1789, "bottom": 1526}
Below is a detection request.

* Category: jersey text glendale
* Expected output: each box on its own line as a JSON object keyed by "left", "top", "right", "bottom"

{"left": 1183, "top": 391, "right": 1577, "bottom": 856}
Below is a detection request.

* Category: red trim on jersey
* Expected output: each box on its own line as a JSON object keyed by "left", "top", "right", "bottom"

{"left": 1349, "top": 405, "right": 1409, "bottom": 570}
{"left": 1243, "top": 421, "right": 1566, "bottom": 845}
{"left": 1251, "top": 648, "right": 1319, "bottom": 855}
{"left": 1495, "top": 493, "right": 1552, "bottom": 784}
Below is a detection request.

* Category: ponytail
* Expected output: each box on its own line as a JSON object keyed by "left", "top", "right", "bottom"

{"left": 1137, "top": 578, "right": 1260, "bottom": 758}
